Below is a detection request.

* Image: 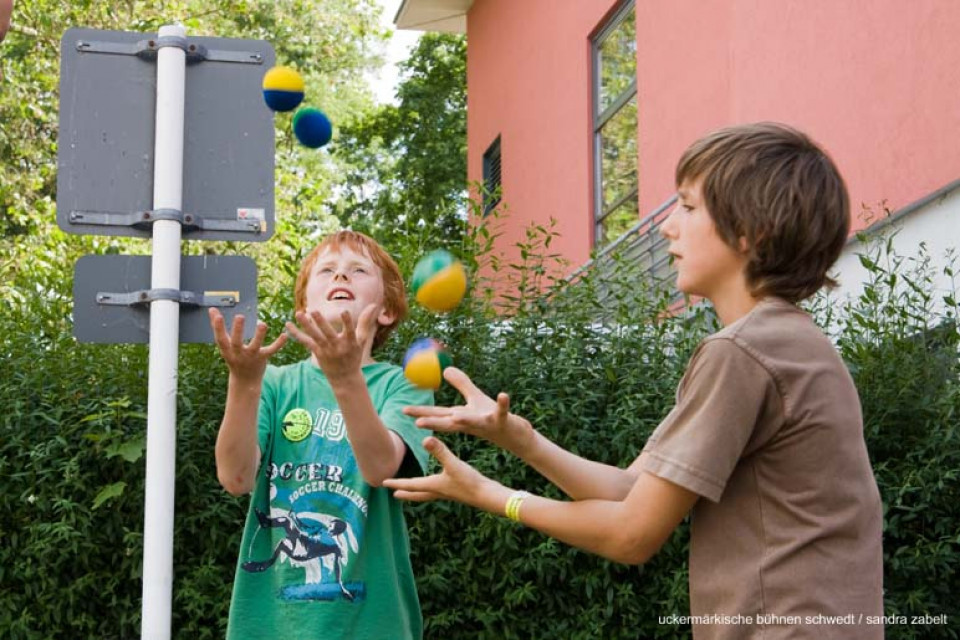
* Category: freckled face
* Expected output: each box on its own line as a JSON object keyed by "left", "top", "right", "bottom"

{"left": 303, "top": 247, "right": 388, "bottom": 329}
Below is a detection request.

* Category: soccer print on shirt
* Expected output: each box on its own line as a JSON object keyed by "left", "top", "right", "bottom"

{"left": 243, "top": 406, "right": 370, "bottom": 602}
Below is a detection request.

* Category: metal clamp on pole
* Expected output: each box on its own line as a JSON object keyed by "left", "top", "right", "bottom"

{"left": 181, "top": 215, "right": 265, "bottom": 234}
{"left": 69, "top": 208, "right": 183, "bottom": 229}
{"left": 144, "top": 36, "right": 210, "bottom": 65}
{"left": 68, "top": 209, "right": 264, "bottom": 235}
{"left": 75, "top": 37, "right": 263, "bottom": 65}
{"left": 96, "top": 288, "right": 238, "bottom": 308}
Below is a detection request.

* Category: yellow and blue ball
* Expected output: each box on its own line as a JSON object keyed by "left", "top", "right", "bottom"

{"left": 403, "top": 338, "right": 452, "bottom": 390}
{"left": 293, "top": 107, "right": 333, "bottom": 149}
{"left": 261, "top": 65, "right": 305, "bottom": 112}
{"left": 411, "top": 249, "right": 467, "bottom": 312}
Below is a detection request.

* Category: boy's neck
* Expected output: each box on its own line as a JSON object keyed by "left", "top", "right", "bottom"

{"left": 710, "top": 283, "right": 764, "bottom": 326}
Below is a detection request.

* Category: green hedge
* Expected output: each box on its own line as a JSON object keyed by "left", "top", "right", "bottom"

{"left": 1, "top": 232, "right": 958, "bottom": 639}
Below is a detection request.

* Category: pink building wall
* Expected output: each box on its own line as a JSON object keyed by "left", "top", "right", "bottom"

{"left": 467, "top": 0, "right": 615, "bottom": 274}
{"left": 467, "top": 0, "right": 960, "bottom": 274}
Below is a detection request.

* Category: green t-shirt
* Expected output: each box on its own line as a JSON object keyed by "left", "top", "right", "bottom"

{"left": 226, "top": 359, "right": 433, "bottom": 640}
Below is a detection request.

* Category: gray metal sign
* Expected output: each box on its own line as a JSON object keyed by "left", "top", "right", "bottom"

{"left": 57, "top": 27, "right": 276, "bottom": 242}
{"left": 73, "top": 254, "right": 259, "bottom": 343}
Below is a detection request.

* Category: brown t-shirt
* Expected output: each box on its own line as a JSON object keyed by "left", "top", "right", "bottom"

{"left": 639, "top": 298, "right": 883, "bottom": 639}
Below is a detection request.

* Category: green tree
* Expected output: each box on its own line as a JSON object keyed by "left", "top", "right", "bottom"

{"left": 331, "top": 32, "right": 468, "bottom": 252}
{"left": 0, "top": 0, "right": 387, "bottom": 314}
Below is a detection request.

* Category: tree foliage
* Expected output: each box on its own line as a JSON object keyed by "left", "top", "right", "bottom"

{"left": 331, "top": 33, "right": 468, "bottom": 251}
{"left": 0, "top": 0, "right": 386, "bottom": 313}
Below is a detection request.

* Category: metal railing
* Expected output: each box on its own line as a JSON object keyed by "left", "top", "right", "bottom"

{"left": 566, "top": 194, "right": 681, "bottom": 309}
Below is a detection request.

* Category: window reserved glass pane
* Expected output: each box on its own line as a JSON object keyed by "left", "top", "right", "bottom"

{"left": 598, "top": 8, "right": 636, "bottom": 113}
{"left": 600, "top": 95, "right": 638, "bottom": 212}
{"left": 599, "top": 196, "right": 639, "bottom": 247}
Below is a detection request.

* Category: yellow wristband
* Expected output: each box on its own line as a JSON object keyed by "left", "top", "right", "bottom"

{"left": 504, "top": 490, "right": 530, "bottom": 522}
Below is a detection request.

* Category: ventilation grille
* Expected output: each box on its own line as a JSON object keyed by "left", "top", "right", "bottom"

{"left": 482, "top": 136, "right": 502, "bottom": 215}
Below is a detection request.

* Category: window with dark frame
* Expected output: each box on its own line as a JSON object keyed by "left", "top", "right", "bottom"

{"left": 482, "top": 136, "right": 502, "bottom": 216}
{"left": 591, "top": 1, "right": 637, "bottom": 249}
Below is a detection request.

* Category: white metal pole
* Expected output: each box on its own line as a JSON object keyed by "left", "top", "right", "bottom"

{"left": 142, "top": 23, "right": 186, "bottom": 640}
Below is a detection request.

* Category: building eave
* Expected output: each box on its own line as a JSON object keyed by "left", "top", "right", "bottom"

{"left": 394, "top": 0, "right": 473, "bottom": 33}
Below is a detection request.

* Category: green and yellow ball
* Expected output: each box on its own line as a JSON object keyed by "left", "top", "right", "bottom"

{"left": 262, "top": 65, "right": 305, "bottom": 112}
{"left": 411, "top": 250, "right": 467, "bottom": 312}
{"left": 403, "top": 338, "right": 452, "bottom": 390}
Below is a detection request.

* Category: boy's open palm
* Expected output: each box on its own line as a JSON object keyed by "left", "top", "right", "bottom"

{"left": 209, "top": 308, "right": 287, "bottom": 382}
{"left": 403, "top": 368, "right": 533, "bottom": 453}
{"left": 285, "top": 305, "right": 379, "bottom": 382}
{"left": 383, "top": 436, "right": 496, "bottom": 508}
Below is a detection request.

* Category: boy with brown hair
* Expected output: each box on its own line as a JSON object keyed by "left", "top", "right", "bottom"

{"left": 384, "top": 123, "right": 884, "bottom": 639}
{"left": 210, "top": 230, "right": 432, "bottom": 639}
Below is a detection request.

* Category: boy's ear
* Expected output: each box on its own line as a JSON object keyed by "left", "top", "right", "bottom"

{"left": 377, "top": 307, "right": 396, "bottom": 327}
{"left": 737, "top": 236, "right": 749, "bottom": 254}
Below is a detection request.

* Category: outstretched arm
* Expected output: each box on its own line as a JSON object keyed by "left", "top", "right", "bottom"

{"left": 519, "top": 430, "right": 640, "bottom": 502}
{"left": 405, "top": 368, "right": 638, "bottom": 501}
{"left": 383, "top": 437, "right": 697, "bottom": 564}
{"left": 210, "top": 309, "right": 287, "bottom": 496}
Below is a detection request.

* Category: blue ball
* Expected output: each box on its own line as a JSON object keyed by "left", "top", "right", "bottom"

{"left": 293, "top": 107, "right": 333, "bottom": 149}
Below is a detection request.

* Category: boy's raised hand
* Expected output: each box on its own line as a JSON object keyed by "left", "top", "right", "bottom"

{"left": 285, "top": 304, "right": 380, "bottom": 382}
{"left": 403, "top": 368, "right": 534, "bottom": 455}
{"left": 209, "top": 308, "right": 287, "bottom": 382}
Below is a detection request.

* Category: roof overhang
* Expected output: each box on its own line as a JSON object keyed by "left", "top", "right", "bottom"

{"left": 394, "top": 0, "right": 473, "bottom": 33}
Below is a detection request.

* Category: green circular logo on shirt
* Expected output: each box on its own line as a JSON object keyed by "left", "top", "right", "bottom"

{"left": 282, "top": 408, "right": 313, "bottom": 442}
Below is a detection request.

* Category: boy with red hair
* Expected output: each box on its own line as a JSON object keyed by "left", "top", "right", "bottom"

{"left": 210, "top": 230, "right": 431, "bottom": 639}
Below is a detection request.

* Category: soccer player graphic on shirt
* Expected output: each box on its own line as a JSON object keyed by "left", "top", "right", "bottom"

{"left": 242, "top": 507, "right": 359, "bottom": 601}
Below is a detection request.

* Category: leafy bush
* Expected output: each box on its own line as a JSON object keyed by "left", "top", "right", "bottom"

{"left": 1, "top": 224, "right": 958, "bottom": 639}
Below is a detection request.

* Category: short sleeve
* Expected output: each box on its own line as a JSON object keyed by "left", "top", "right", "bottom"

{"left": 379, "top": 373, "right": 434, "bottom": 477}
{"left": 639, "top": 338, "right": 777, "bottom": 502}
{"left": 256, "top": 365, "right": 280, "bottom": 459}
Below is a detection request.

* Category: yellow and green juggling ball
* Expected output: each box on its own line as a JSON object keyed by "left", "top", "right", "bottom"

{"left": 411, "top": 250, "right": 467, "bottom": 312}
{"left": 403, "top": 338, "right": 452, "bottom": 390}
